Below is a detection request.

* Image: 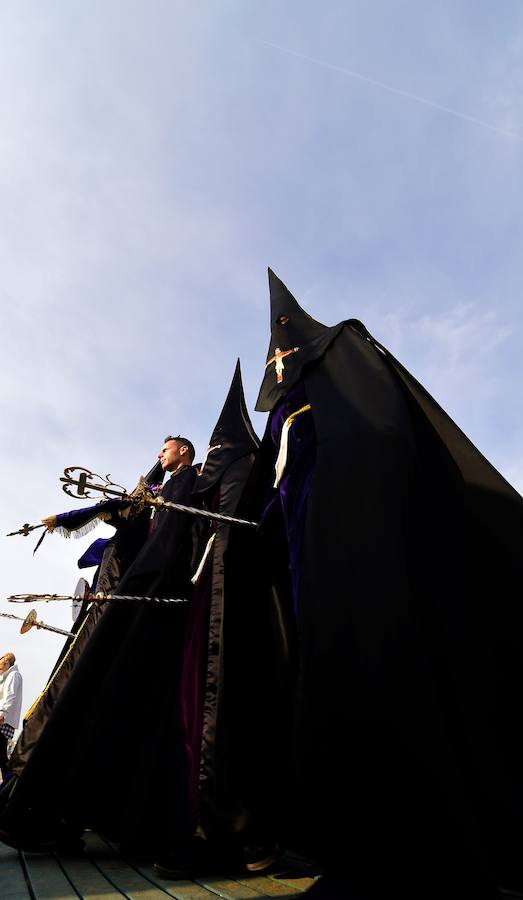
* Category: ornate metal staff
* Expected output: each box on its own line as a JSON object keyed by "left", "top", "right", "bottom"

{"left": 60, "top": 466, "right": 260, "bottom": 527}
{"left": 8, "top": 592, "right": 188, "bottom": 606}
{"left": 6, "top": 467, "right": 259, "bottom": 537}
{"left": 0, "top": 610, "right": 75, "bottom": 637}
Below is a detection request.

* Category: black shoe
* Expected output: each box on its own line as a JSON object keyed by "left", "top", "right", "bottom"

{"left": 55, "top": 834, "right": 85, "bottom": 855}
{"left": 154, "top": 836, "right": 209, "bottom": 880}
{"left": 243, "top": 843, "right": 279, "bottom": 873}
{"left": 0, "top": 826, "right": 57, "bottom": 853}
{"left": 153, "top": 858, "right": 194, "bottom": 880}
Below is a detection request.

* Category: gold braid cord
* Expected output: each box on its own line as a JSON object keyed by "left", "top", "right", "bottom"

{"left": 23, "top": 612, "right": 93, "bottom": 722}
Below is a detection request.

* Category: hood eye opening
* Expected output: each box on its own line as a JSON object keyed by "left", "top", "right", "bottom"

{"left": 276, "top": 314, "right": 289, "bottom": 326}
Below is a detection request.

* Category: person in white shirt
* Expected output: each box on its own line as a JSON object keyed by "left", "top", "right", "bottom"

{"left": 0, "top": 653, "right": 23, "bottom": 783}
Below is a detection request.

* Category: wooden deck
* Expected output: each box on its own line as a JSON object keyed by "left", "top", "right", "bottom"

{"left": 4, "top": 831, "right": 523, "bottom": 898}
{"left": 0, "top": 831, "right": 320, "bottom": 900}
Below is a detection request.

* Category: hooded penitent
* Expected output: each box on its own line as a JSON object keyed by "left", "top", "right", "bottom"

{"left": 226, "top": 268, "right": 523, "bottom": 899}
{"left": 176, "top": 361, "right": 262, "bottom": 844}
{"left": 0, "top": 452, "right": 198, "bottom": 853}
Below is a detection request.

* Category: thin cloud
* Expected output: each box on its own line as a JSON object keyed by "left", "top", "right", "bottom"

{"left": 260, "top": 40, "right": 523, "bottom": 141}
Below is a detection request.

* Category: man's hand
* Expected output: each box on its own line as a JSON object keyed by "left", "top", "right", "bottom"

{"left": 0, "top": 714, "right": 5, "bottom": 726}
{"left": 41, "top": 515, "right": 57, "bottom": 533}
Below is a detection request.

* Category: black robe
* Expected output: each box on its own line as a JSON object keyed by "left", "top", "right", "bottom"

{"left": 7, "top": 500, "right": 154, "bottom": 779}
{"left": 179, "top": 453, "right": 259, "bottom": 841}
{"left": 5, "top": 460, "right": 167, "bottom": 781}
{"left": 228, "top": 321, "right": 523, "bottom": 898}
{"left": 0, "top": 465, "right": 198, "bottom": 852}
{"left": 215, "top": 450, "right": 299, "bottom": 851}
{"left": 177, "top": 361, "right": 264, "bottom": 847}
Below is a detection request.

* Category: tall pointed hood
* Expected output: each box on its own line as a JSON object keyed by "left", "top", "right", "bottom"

{"left": 143, "top": 459, "right": 165, "bottom": 487}
{"left": 194, "top": 359, "right": 259, "bottom": 494}
{"left": 255, "top": 268, "right": 343, "bottom": 412}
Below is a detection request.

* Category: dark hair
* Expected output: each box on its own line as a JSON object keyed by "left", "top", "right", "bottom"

{"left": 164, "top": 435, "right": 195, "bottom": 464}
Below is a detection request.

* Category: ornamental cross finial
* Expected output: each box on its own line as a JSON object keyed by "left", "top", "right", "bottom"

{"left": 59, "top": 467, "right": 128, "bottom": 500}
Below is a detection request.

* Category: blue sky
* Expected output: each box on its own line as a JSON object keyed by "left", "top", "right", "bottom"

{"left": 1, "top": 0, "right": 522, "bottom": 713}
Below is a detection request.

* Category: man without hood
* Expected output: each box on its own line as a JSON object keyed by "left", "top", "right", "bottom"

{"left": 0, "top": 654, "right": 23, "bottom": 784}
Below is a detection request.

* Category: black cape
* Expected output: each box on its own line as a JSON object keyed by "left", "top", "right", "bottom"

{"left": 228, "top": 274, "right": 523, "bottom": 898}
{"left": 296, "top": 321, "right": 523, "bottom": 896}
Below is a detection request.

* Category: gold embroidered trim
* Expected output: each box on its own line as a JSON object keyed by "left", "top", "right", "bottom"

{"left": 273, "top": 403, "right": 312, "bottom": 488}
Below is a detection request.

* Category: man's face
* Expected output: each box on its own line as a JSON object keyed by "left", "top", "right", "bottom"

{"left": 158, "top": 440, "right": 185, "bottom": 472}
{"left": 0, "top": 656, "right": 11, "bottom": 674}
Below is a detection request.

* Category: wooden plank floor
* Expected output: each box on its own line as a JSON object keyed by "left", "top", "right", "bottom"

{"left": 4, "top": 832, "right": 523, "bottom": 898}
{"left": 0, "top": 831, "right": 319, "bottom": 900}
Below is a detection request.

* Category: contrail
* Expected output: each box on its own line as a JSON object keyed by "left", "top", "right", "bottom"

{"left": 260, "top": 40, "right": 522, "bottom": 142}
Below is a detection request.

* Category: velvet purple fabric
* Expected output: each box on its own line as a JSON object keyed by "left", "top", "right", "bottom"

{"left": 77, "top": 538, "right": 110, "bottom": 570}
{"left": 268, "top": 382, "right": 316, "bottom": 615}
{"left": 55, "top": 499, "right": 128, "bottom": 533}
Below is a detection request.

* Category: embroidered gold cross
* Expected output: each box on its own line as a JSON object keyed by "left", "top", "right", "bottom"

{"left": 265, "top": 347, "right": 300, "bottom": 384}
